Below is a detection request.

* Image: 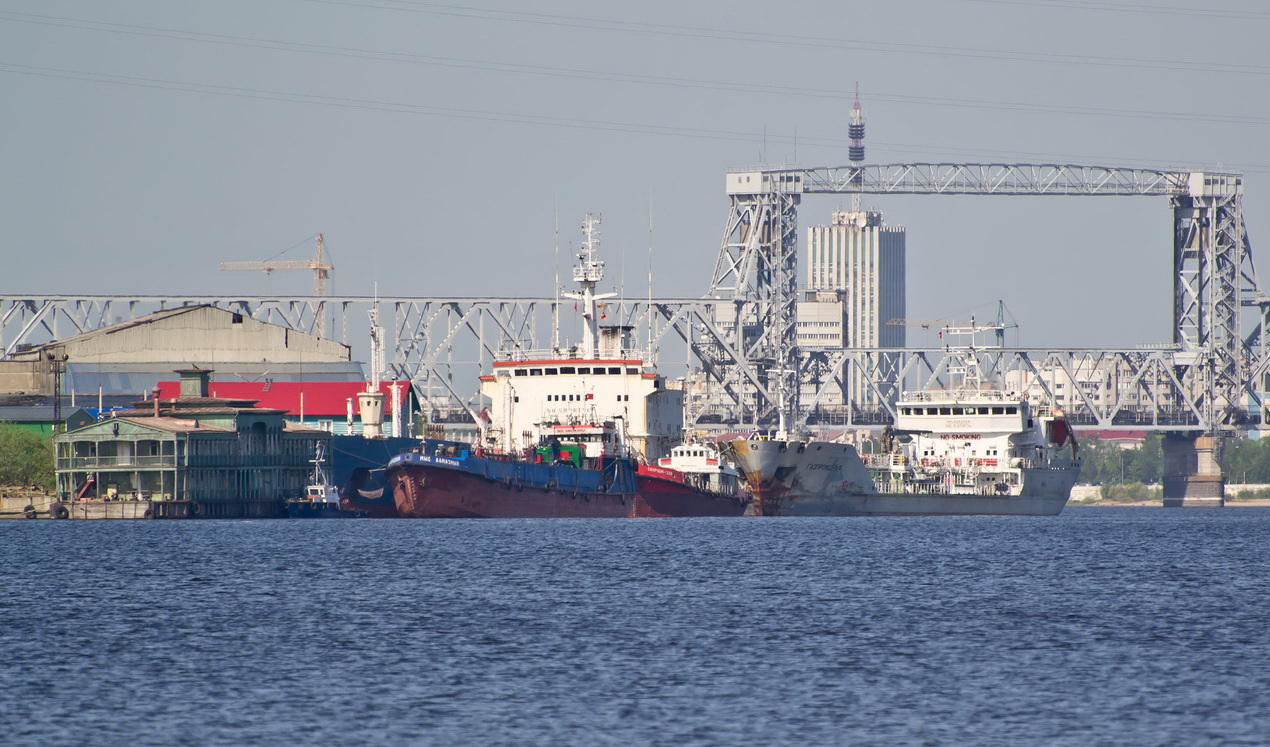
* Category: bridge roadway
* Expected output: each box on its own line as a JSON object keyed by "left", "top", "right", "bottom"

{"left": 0, "top": 293, "right": 1258, "bottom": 434}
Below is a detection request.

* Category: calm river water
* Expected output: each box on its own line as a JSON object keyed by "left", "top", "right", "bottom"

{"left": 2, "top": 507, "right": 1267, "bottom": 746}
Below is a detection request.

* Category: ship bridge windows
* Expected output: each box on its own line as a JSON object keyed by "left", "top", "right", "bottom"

{"left": 939, "top": 407, "right": 951, "bottom": 415}
{"left": 514, "top": 369, "right": 528, "bottom": 376}
{"left": 560, "top": 366, "right": 576, "bottom": 374}
{"left": 545, "top": 367, "right": 558, "bottom": 375}
{"left": 951, "top": 407, "right": 964, "bottom": 415}
{"left": 593, "top": 368, "right": 606, "bottom": 375}
{"left": 529, "top": 368, "right": 543, "bottom": 376}
{"left": 577, "top": 367, "right": 591, "bottom": 374}
{"left": 626, "top": 367, "right": 638, "bottom": 374}
{"left": 608, "top": 367, "right": 621, "bottom": 374}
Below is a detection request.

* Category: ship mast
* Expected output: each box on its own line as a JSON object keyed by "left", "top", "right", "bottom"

{"left": 358, "top": 303, "right": 387, "bottom": 439}
{"left": 562, "top": 214, "right": 617, "bottom": 360}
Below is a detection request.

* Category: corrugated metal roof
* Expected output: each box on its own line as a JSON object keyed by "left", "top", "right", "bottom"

{"left": 155, "top": 380, "right": 411, "bottom": 416}
{"left": 111, "top": 405, "right": 286, "bottom": 417}
{"left": 112, "top": 416, "right": 234, "bottom": 434}
{"left": 66, "top": 361, "right": 365, "bottom": 396}
{"left": 25, "top": 306, "right": 207, "bottom": 350}
{"left": 0, "top": 406, "right": 63, "bottom": 422}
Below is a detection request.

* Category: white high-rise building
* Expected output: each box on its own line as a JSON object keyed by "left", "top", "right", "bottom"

{"left": 806, "top": 210, "right": 906, "bottom": 347}
{"left": 801, "top": 209, "right": 906, "bottom": 410}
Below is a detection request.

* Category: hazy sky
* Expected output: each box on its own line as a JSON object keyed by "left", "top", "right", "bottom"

{"left": 2, "top": 0, "right": 1267, "bottom": 350}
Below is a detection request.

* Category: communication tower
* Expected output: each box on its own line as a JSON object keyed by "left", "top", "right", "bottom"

{"left": 849, "top": 83, "right": 866, "bottom": 211}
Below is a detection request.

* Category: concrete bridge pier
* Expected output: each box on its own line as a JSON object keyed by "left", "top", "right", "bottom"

{"left": 1161, "top": 434, "right": 1225, "bottom": 507}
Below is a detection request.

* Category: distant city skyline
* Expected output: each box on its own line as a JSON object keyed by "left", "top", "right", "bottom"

{"left": 2, "top": 0, "right": 1266, "bottom": 350}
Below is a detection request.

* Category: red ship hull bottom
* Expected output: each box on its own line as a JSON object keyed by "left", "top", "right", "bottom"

{"left": 390, "top": 462, "right": 631, "bottom": 519}
{"left": 632, "top": 473, "right": 747, "bottom": 517}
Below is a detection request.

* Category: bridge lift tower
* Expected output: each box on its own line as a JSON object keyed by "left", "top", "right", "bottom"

{"left": 704, "top": 163, "right": 1265, "bottom": 507}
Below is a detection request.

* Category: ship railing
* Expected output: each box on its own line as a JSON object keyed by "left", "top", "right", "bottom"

{"left": 900, "top": 389, "right": 1022, "bottom": 403}
{"left": 57, "top": 455, "right": 177, "bottom": 469}
{"left": 493, "top": 348, "right": 649, "bottom": 363}
{"left": 868, "top": 454, "right": 1030, "bottom": 471}
{"left": 863, "top": 453, "right": 908, "bottom": 469}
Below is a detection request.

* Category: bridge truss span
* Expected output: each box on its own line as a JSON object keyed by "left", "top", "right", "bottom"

{"left": 1, "top": 164, "right": 1263, "bottom": 435}
{"left": 713, "top": 163, "right": 1263, "bottom": 433}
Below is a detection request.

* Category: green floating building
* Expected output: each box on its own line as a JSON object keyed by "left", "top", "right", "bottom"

{"left": 53, "top": 368, "right": 329, "bottom": 519}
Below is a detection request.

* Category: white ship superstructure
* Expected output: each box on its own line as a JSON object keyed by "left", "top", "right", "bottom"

{"left": 656, "top": 440, "right": 741, "bottom": 497}
{"left": 478, "top": 215, "right": 683, "bottom": 460}
{"left": 730, "top": 320, "right": 1080, "bottom": 516}
{"left": 865, "top": 389, "right": 1079, "bottom": 499}
{"left": 731, "top": 389, "right": 1079, "bottom": 516}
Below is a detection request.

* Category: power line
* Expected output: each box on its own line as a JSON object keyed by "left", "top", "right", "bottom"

{"left": 301, "top": 0, "right": 1270, "bottom": 76}
{"left": 3, "top": 60, "right": 1265, "bottom": 176}
{"left": 960, "top": 0, "right": 1270, "bottom": 21}
{"left": 2, "top": 9, "right": 1267, "bottom": 129}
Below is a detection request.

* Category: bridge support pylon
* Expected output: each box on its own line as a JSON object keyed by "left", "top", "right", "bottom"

{"left": 1161, "top": 434, "right": 1225, "bottom": 507}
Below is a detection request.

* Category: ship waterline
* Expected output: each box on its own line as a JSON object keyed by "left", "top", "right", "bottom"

{"left": 730, "top": 388, "right": 1081, "bottom": 517}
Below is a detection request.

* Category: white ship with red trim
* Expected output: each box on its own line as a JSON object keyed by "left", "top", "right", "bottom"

{"left": 389, "top": 214, "right": 746, "bottom": 518}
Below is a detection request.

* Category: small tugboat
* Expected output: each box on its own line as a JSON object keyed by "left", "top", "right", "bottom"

{"left": 288, "top": 443, "right": 362, "bottom": 518}
{"left": 633, "top": 440, "right": 748, "bottom": 517}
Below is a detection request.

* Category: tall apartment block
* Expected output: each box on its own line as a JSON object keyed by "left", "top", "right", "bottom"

{"left": 799, "top": 209, "right": 906, "bottom": 409}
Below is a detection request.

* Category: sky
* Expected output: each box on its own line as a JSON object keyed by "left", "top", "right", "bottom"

{"left": 2, "top": 0, "right": 1268, "bottom": 351}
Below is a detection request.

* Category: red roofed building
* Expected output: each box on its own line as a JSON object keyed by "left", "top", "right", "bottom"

{"left": 155, "top": 378, "right": 418, "bottom": 436}
{"left": 1075, "top": 430, "right": 1149, "bottom": 449}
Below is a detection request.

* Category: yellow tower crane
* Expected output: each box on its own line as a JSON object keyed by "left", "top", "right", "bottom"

{"left": 220, "top": 233, "right": 334, "bottom": 296}
{"left": 220, "top": 233, "right": 335, "bottom": 335}
{"left": 887, "top": 301, "right": 1017, "bottom": 347}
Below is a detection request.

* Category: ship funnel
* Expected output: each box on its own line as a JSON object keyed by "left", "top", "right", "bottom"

{"left": 359, "top": 390, "right": 386, "bottom": 439}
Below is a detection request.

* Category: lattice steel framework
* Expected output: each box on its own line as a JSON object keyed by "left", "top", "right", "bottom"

{"left": 1, "top": 166, "right": 1262, "bottom": 433}
{"left": 706, "top": 164, "right": 1264, "bottom": 433}
{"left": 707, "top": 173, "right": 802, "bottom": 428}
{"left": 0, "top": 292, "right": 1263, "bottom": 432}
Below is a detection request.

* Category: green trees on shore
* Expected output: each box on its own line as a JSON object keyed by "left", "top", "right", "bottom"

{"left": 1077, "top": 435, "right": 1163, "bottom": 485}
{"left": 0, "top": 424, "right": 54, "bottom": 490}
{"left": 1078, "top": 433, "right": 1270, "bottom": 485}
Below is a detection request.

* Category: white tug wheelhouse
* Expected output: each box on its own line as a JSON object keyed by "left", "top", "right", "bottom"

{"left": 656, "top": 440, "right": 741, "bottom": 496}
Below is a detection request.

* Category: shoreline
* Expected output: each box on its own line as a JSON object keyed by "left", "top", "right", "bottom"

{"left": 1076, "top": 497, "right": 1270, "bottom": 507}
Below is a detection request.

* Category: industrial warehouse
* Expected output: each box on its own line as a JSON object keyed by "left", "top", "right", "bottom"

{"left": 0, "top": 304, "right": 417, "bottom": 518}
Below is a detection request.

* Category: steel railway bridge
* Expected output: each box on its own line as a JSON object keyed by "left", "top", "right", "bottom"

{"left": 3, "top": 163, "right": 1262, "bottom": 502}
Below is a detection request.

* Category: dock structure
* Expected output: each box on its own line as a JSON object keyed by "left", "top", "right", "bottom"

{"left": 52, "top": 368, "right": 329, "bottom": 519}
{"left": 1, "top": 163, "right": 1265, "bottom": 506}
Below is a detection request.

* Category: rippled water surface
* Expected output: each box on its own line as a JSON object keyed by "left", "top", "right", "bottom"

{"left": 2, "top": 507, "right": 1268, "bottom": 746}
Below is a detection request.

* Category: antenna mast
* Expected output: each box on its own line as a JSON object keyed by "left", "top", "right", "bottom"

{"left": 849, "top": 84, "right": 866, "bottom": 212}
{"left": 561, "top": 214, "right": 617, "bottom": 359}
